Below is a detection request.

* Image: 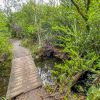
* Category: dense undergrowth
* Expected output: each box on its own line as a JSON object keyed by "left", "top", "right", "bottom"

{"left": 6, "top": 0, "right": 100, "bottom": 100}
{"left": 0, "top": 10, "right": 12, "bottom": 78}
{"left": 0, "top": 10, "right": 12, "bottom": 99}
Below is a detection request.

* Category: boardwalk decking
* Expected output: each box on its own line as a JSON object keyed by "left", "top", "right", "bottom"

{"left": 6, "top": 40, "right": 42, "bottom": 100}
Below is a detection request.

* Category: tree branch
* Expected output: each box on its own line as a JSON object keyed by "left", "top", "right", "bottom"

{"left": 86, "top": 0, "right": 90, "bottom": 12}
{"left": 71, "top": 0, "right": 88, "bottom": 21}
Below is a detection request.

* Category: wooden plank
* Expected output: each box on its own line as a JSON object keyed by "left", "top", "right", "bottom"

{"left": 6, "top": 41, "right": 42, "bottom": 100}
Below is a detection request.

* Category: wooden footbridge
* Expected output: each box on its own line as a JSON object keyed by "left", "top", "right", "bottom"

{"left": 6, "top": 40, "right": 44, "bottom": 100}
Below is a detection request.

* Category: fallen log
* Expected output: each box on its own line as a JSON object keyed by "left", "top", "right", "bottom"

{"left": 72, "top": 71, "right": 86, "bottom": 85}
{"left": 35, "top": 44, "right": 70, "bottom": 60}
{"left": 71, "top": 70, "right": 99, "bottom": 94}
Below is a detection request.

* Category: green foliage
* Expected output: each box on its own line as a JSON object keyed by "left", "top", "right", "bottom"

{"left": 21, "top": 38, "right": 38, "bottom": 55}
{"left": 1, "top": 97, "right": 6, "bottom": 100}
{"left": 51, "top": 49, "right": 100, "bottom": 99}
{"left": 0, "top": 10, "right": 12, "bottom": 77}
{"left": 87, "top": 86, "right": 100, "bottom": 100}
{"left": 7, "top": 0, "right": 100, "bottom": 99}
{"left": 8, "top": 1, "right": 61, "bottom": 45}
{"left": 50, "top": 0, "right": 100, "bottom": 98}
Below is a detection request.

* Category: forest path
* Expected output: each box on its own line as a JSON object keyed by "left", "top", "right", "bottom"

{"left": 6, "top": 40, "right": 47, "bottom": 100}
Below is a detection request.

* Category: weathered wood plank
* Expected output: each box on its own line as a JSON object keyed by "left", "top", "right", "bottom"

{"left": 6, "top": 40, "right": 42, "bottom": 100}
